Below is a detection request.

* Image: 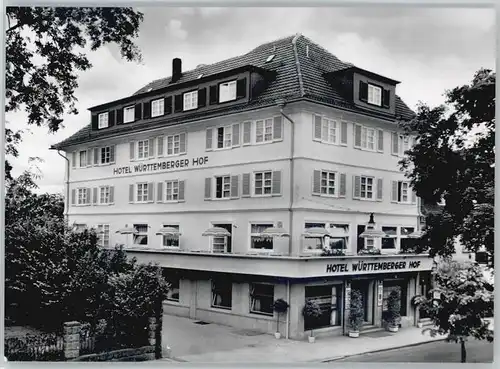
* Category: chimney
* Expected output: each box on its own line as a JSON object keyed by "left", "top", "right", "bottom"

{"left": 171, "top": 58, "right": 182, "bottom": 83}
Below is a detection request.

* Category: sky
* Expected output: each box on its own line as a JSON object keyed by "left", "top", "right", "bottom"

{"left": 5, "top": 6, "right": 496, "bottom": 194}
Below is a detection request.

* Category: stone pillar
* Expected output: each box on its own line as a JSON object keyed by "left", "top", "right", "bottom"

{"left": 343, "top": 281, "right": 351, "bottom": 336}
{"left": 63, "top": 321, "right": 81, "bottom": 360}
{"left": 374, "top": 280, "right": 384, "bottom": 327}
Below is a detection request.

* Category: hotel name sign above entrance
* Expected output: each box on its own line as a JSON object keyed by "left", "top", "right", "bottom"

{"left": 324, "top": 257, "right": 432, "bottom": 275}
{"left": 112, "top": 156, "right": 209, "bottom": 175}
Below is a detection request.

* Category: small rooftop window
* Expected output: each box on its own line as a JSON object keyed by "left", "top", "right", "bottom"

{"left": 265, "top": 54, "right": 275, "bottom": 63}
{"left": 197, "top": 74, "right": 204, "bottom": 79}
{"left": 146, "top": 87, "right": 153, "bottom": 92}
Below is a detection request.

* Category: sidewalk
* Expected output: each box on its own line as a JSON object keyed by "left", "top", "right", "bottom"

{"left": 172, "top": 326, "right": 447, "bottom": 363}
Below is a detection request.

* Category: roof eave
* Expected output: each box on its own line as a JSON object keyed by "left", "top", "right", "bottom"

{"left": 324, "top": 66, "right": 401, "bottom": 85}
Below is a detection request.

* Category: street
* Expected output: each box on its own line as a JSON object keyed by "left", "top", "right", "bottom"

{"left": 331, "top": 340, "right": 493, "bottom": 363}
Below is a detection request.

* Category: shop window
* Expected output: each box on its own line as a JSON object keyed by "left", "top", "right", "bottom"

{"left": 304, "top": 285, "right": 341, "bottom": 330}
{"left": 163, "top": 271, "right": 180, "bottom": 302}
{"left": 382, "top": 281, "right": 407, "bottom": 317}
{"left": 250, "top": 283, "right": 274, "bottom": 315}
{"left": 211, "top": 279, "right": 232, "bottom": 310}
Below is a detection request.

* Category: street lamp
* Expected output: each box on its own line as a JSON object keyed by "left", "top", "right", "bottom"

{"left": 359, "top": 213, "right": 386, "bottom": 238}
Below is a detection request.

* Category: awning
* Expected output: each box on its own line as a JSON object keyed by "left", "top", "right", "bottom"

{"left": 302, "top": 227, "right": 330, "bottom": 238}
{"left": 202, "top": 227, "right": 231, "bottom": 237}
{"left": 156, "top": 227, "right": 182, "bottom": 238}
{"left": 408, "top": 230, "right": 425, "bottom": 239}
{"left": 328, "top": 227, "right": 349, "bottom": 238}
{"left": 260, "top": 227, "right": 290, "bottom": 238}
{"left": 116, "top": 226, "right": 138, "bottom": 235}
{"left": 360, "top": 226, "right": 386, "bottom": 238}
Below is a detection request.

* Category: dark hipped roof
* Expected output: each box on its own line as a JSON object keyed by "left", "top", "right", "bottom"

{"left": 53, "top": 34, "right": 415, "bottom": 149}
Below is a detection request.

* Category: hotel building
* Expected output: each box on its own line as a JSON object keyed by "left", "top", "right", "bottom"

{"left": 52, "top": 34, "right": 434, "bottom": 340}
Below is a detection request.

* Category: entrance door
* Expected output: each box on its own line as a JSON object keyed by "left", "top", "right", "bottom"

{"left": 351, "top": 280, "right": 373, "bottom": 325}
{"left": 211, "top": 223, "right": 232, "bottom": 253}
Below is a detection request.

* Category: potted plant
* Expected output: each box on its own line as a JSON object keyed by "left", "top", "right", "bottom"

{"left": 272, "top": 298, "right": 289, "bottom": 339}
{"left": 386, "top": 289, "right": 401, "bottom": 332}
{"left": 348, "top": 289, "right": 364, "bottom": 338}
{"left": 302, "top": 299, "right": 322, "bottom": 343}
{"left": 411, "top": 295, "right": 424, "bottom": 328}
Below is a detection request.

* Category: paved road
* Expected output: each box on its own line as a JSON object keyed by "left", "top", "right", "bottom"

{"left": 332, "top": 340, "right": 493, "bottom": 363}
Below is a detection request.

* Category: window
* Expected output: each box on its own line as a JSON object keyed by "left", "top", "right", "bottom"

{"left": 165, "top": 180, "right": 179, "bottom": 201}
{"left": 368, "top": 84, "right": 382, "bottom": 106}
{"left": 304, "top": 223, "right": 350, "bottom": 251}
{"left": 361, "top": 127, "right": 376, "bottom": 151}
{"left": 162, "top": 224, "right": 179, "bottom": 248}
{"left": 399, "top": 135, "right": 411, "bottom": 156}
{"left": 133, "top": 224, "right": 148, "bottom": 245}
{"left": 77, "top": 188, "right": 87, "bottom": 205}
{"left": 215, "top": 176, "right": 231, "bottom": 199}
{"left": 250, "top": 283, "right": 274, "bottom": 315}
{"left": 211, "top": 280, "right": 232, "bottom": 309}
{"left": 99, "top": 186, "right": 111, "bottom": 204}
{"left": 357, "top": 225, "right": 374, "bottom": 252}
{"left": 254, "top": 171, "right": 272, "bottom": 195}
{"left": 400, "top": 227, "right": 415, "bottom": 251}
{"left": 211, "top": 224, "right": 232, "bottom": 253}
{"left": 123, "top": 106, "right": 135, "bottom": 123}
{"left": 320, "top": 118, "right": 338, "bottom": 144}
{"left": 320, "top": 171, "right": 336, "bottom": 196}
{"left": 166, "top": 134, "right": 182, "bottom": 155}
{"left": 74, "top": 223, "right": 87, "bottom": 232}
{"left": 305, "top": 285, "right": 341, "bottom": 330}
{"left": 183, "top": 90, "right": 198, "bottom": 111}
{"left": 397, "top": 181, "right": 410, "bottom": 203}
{"left": 163, "top": 271, "right": 180, "bottom": 302}
{"left": 96, "top": 224, "right": 110, "bottom": 247}
{"left": 255, "top": 118, "right": 273, "bottom": 143}
{"left": 250, "top": 223, "right": 274, "bottom": 250}
{"left": 265, "top": 54, "right": 275, "bottom": 63}
{"left": 382, "top": 281, "right": 407, "bottom": 316}
{"left": 136, "top": 183, "right": 149, "bottom": 203}
{"left": 219, "top": 80, "right": 237, "bottom": 103}
{"left": 99, "top": 146, "right": 114, "bottom": 164}
{"left": 217, "top": 126, "right": 232, "bottom": 148}
{"left": 360, "top": 176, "right": 374, "bottom": 199}
{"left": 382, "top": 226, "right": 397, "bottom": 249}
{"left": 137, "top": 140, "right": 149, "bottom": 160}
{"left": 151, "top": 99, "right": 164, "bottom": 117}
{"left": 98, "top": 113, "right": 108, "bottom": 129}
{"left": 303, "top": 223, "right": 326, "bottom": 251}
{"left": 79, "top": 151, "right": 87, "bottom": 167}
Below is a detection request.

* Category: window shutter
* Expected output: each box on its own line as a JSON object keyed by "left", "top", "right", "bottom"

{"left": 209, "top": 85, "right": 218, "bottom": 105}
{"left": 242, "top": 121, "right": 251, "bottom": 145}
{"left": 204, "top": 178, "right": 212, "bottom": 200}
{"left": 178, "top": 180, "right": 185, "bottom": 201}
{"left": 130, "top": 142, "right": 135, "bottom": 161}
{"left": 72, "top": 152, "right": 76, "bottom": 168}
{"left": 272, "top": 171, "right": 281, "bottom": 196}
{"left": 339, "top": 173, "right": 346, "bottom": 197}
{"left": 174, "top": 94, "right": 183, "bottom": 112}
{"left": 242, "top": 173, "right": 251, "bottom": 197}
{"left": 382, "top": 89, "right": 391, "bottom": 108}
{"left": 93, "top": 148, "right": 99, "bottom": 165}
{"left": 180, "top": 133, "right": 187, "bottom": 153}
{"left": 206, "top": 128, "right": 213, "bottom": 151}
{"left": 273, "top": 116, "right": 283, "bottom": 140}
{"left": 340, "top": 121, "right": 348, "bottom": 145}
{"left": 391, "top": 133, "right": 399, "bottom": 156}
{"left": 110, "top": 145, "right": 115, "bottom": 163}
{"left": 157, "top": 136, "right": 164, "bottom": 156}
{"left": 71, "top": 189, "right": 76, "bottom": 205}
{"left": 91, "top": 115, "right": 98, "bottom": 130}
{"left": 143, "top": 101, "right": 151, "bottom": 119}
{"left": 377, "top": 129, "right": 384, "bottom": 152}
{"left": 86, "top": 188, "right": 91, "bottom": 205}
{"left": 312, "top": 170, "right": 321, "bottom": 195}
{"left": 354, "top": 124, "right": 362, "bottom": 148}
{"left": 236, "top": 78, "right": 247, "bottom": 99}
{"left": 147, "top": 182, "right": 154, "bottom": 202}
{"left": 313, "top": 114, "right": 322, "bottom": 141}
{"left": 232, "top": 123, "right": 240, "bottom": 147}
{"left": 108, "top": 110, "right": 115, "bottom": 127}
{"left": 109, "top": 186, "right": 114, "bottom": 204}
{"left": 116, "top": 108, "right": 124, "bottom": 124}
{"left": 377, "top": 178, "right": 383, "bottom": 201}
{"left": 129, "top": 184, "right": 134, "bottom": 203}
{"left": 411, "top": 189, "right": 417, "bottom": 204}
{"left": 198, "top": 87, "right": 207, "bottom": 108}
{"left": 86, "top": 149, "right": 92, "bottom": 167}
{"left": 165, "top": 96, "right": 173, "bottom": 114}
{"left": 93, "top": 187, "right": 98, "bottom": 204}
{"left": 148, "top": 138, "right": 155, "bottom": 157}
{"left": 391, "top": 181, "right": 398, "bottom": 203}
{"left": 353, "top": 175, "right": 361, "bottom": 199}
{"left": 157, "top": 182, "right": 163, "bottom": 203}
{"left": 134, "top": 103, "right": 142, "bottom": 120}
{"left": 230, "top": 175, "right": 239, "bottom": 198}
{"left": 359, "top": 81, "right": 368, "bottom": 101}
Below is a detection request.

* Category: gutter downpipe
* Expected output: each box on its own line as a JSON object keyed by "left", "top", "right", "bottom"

{"left": 56, "top": 150, "right": 70, "bottom": 224}
{"left": 277, "top": 99, "right": 295, "bottom": 340}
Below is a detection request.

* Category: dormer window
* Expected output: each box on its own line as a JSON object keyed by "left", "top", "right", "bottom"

{"left": 183, "top": 90, "right": 198, "bottom": 111}
{"left": 219, "top": 80, "right": 236, "bottom": 103}
{"left": 367, "top": 84, "right": 382, "bottom": 106}
{"left": 123, "top": 106, "right": 135, "bottom": 123}
{"left": 98, "top": 113, "right": 109, "bottom": 129}
{"left": 151, "top": 98, "right": 164, "bottom": 117}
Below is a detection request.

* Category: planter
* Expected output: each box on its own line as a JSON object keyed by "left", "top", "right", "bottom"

{"left": 274, "top": 332, "right": 281, "bottom": 339}
{"left": 417, "top": 322, "right": 423, "bottom": 328}
{"left": 388, "top": 325, "right": 399, "bottom": 333}
{"left": 308, "top": 336, "right": 315, "bottom": 343}
{"left": 348, "top": 330, "right": 360, "bottom": 338}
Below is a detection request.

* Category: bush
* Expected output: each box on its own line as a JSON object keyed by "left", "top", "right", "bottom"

{"left": 348, "top": 290, "right": 364, "bottom": 331}
{"left": 357, "top": 248, "right": 381, "bottom": 255}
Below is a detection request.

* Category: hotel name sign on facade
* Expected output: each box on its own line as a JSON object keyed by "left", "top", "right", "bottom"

{"left": 325, "top": 259, "right": 425, "bottom": 274}
{"left": 112, "top": 156, "right": 209, "bottom": 175}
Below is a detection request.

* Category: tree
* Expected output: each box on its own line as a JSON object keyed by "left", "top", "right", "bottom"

{"left": 399, "top": 69, "right": 494, "bottom": 264}
{"left": 414, "top": 260, "right": 493, "bottom": 363}
{"left": 5, "top": 7, "right": 144, "bottom": 178}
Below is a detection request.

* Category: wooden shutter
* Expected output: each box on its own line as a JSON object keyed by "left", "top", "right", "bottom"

{"left": 312, "top": 170, "right": 321, "bottom": 195}
{"left": 340, "top": 121, "right": 348, "bottom": 145}
{"left": 157, "top": 182, "right": 163, "bottom": 203}
{"left": 230, "top": 175, "right": 239, "bottom": 199}
{"left": 143, "top": 101, "right": 151, "bottom": 119}
{"left": 273, "top": 116, "right": 283, "bottom": 140}
{"left": 116, "top": 108, "right": 123, "bottom": 124}
{"left": 411, "top": 189, "right": 417, "bottom": 204}
{"left": 359, "top": 81, "right": 368, "bottom": 101}
{"left": 204, "top": 178, "right": 212, "bottom": 200}
{"left": 86, "top": 149, "right": 92, "bottom": 167}
{"left": 108, "top": 110, "right": 115, "bottom": 127}
{"left": 109, "top": 186, "right": 114, "bottom": 204}
{"left": 178, "top": 180, "right": 185, "bottom": 201}
{"left": 93, "top": 148, "right": 99, "bottom": 165}
{"left": 147, "top": 182, "right": 154, "bottom": 202}
{"left": 339, "top": 173, "right": 346, "bottom": 197}
{"left": 232, "top": 123, "right": 240, "bottom": 147}
{"left": 148, "top": 138, "right": 155, "bottom": 158}
{"left": 242, "top": 121, "right": 251, "bottom": 145}
{"left": 129, "top": 184, "right": 134, "bottom": 203}
{"left": 272, "top": 171, "right": 281, "bottom": 196}
{"left": 313, "top": 114, "right": 322, "bottom": 141}
{"left": 242, "top": 173, "right": 251, "bottom": 197}
{"left": 382, "top": 89, "right": 391, "bottom": 108}
{"left": 86, "top": 188, "right": 91, "bottom": 205}
{"left": 209, "top": 85, "right": 218, "bottom": 105}
{"left": 71, "top": 189, "right": 76, "bottom": 205}
{"left": 157, "top": 137, "right": 164, "bottom": 156}
{"left": 130, "top": 142, "right": 135, "bottom": 160}
{"left": 206, "top": 128, "right": 213, "bottom": 151}
{"left": 179, "top": 133, "right": 187, "bottom": 153}
{"left": 391, "top": 133, "right": 399, "bottom": 156}
{"left": 134, "top": 103, "right": 142, "bottom": 120}
{"left": 377, "top": 178, "right": 383, "bottom": 201}
{"left": 165, "top": 96, "right": 173, "bottom": 114}
{"left": 198, "top": 88, "right": 207, "bottom": 108}
{"left": 354, "top": 124, "right": 362, "bottom": 148}
{"left": 391, "top": 181, "right": 399, "bottom": 203}
{"left": 93, "top": 187, "right": 98, "bottom": 204}
{"left": 377, "top": 129, "right": 384, "bottom": 152}
{"left": 91, "top": 114, "right": 98, "bottom": 130}
{"left": 110, "top": 146, "right": 115, "bottom": 163}
{"left": 236, "top": 78, "right": 247, "bottom": 99}
{"left": 72, "top": 152, "right": 77, "bottom": 168}
{"left": 174, "top": 94, "right": 183, "bottom": 112}
{"left": 353, "top": 175, "right": 361, "bottom": 199}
